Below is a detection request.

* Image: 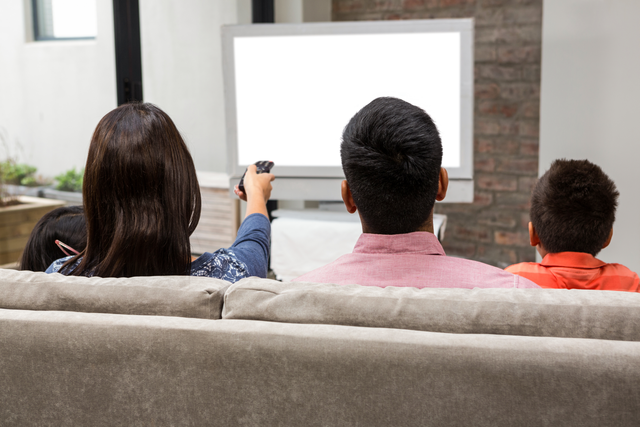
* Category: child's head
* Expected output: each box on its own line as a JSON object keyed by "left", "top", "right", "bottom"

{"left": 340, "top": 97, "right": 446, "bottom": 234}
{"left": 77, "top": 102, "right": 201, "bottom": 277}
{"left": 20, "top": 205, "right": 86, "bottom": 271}
{"left": 530, "top": 159, "right": 619, "bottom": 256}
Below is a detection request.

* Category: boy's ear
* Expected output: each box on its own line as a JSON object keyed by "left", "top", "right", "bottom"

{"left": 602, "top": 228, "right": 613, "bottom": 249}
{"left": 436, "top": 168, "right": 449, "bottom": 202}
{"left": 341, "top": 180, "right": 357, "bottom": 214}
{"left": 528, "top": 222, "right": 540, "bottom": 247}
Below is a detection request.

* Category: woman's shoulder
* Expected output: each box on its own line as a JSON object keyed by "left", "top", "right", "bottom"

{"left": 45, "top": 256, "right": 74, "bottom": 274}
{"left": 190, "top": 249, "right": 251, "bottom": 282}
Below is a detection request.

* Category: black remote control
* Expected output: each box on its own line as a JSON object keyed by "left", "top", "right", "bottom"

{"left": 238, "top": 161, "right": 274, "bottom": 193}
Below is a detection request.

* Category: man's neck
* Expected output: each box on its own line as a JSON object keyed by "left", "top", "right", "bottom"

{"left": 415, "top": 221, "right": 434, "bottom": 234}
{"left": 361, "top": 212, "right": 434, "bottom": 235}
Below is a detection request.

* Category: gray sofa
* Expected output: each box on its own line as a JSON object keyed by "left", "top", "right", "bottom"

{"left": 1, "top": 269, "right": 640, "bottom": 426}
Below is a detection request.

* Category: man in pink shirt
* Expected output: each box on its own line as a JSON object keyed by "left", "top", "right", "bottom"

{"left": 294, "top": 97, "right": 538, "bottom": 289}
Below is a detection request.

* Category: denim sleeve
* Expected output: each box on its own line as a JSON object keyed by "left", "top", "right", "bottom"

{"left": 230, "top": 213, "right": 271, "bottom": 278}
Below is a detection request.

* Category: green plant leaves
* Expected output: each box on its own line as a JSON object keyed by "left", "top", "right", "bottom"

{"left": 55, "top": 167, "right": 84, "bottom": 192}
{"left": 0, "top": 160, "right": 38, "bottom": 186}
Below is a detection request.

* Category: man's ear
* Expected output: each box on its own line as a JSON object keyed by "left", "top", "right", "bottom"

{"left": 341, "top": 180, "right": 357, "bottom": 214}
{"left": 528, "top": 222, "right": 540, "bottom": 247}
{"left": 602, "top": 228, "right": 613, "bottom": 249}
{"left": 436, "top": 168, "right": 449, "bottom": 202}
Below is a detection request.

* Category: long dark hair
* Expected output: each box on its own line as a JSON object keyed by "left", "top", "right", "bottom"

{"left": 20, "top": 205, "right": 87, "bottom": 272}
{"left": 64, "top": 103, "right": 201, "bottom": 277}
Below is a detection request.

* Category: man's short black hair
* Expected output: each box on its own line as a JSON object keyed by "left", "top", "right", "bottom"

{"left": 531, "top": 159, "right": 619, "bottom": 256}
{"left": 341, "top": 97, "right": 442, "bottom": 234}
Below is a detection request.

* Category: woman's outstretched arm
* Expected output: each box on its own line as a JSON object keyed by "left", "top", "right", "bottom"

{"left": 190, "top": 165, "right": 275, "bottom": 280}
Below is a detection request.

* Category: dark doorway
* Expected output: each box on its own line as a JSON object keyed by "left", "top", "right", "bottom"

{"left": 113, "top": 0, "right": 143, "bottom": 105}
{"left": 252, "top": 0, "right": 275, "bottom": 24}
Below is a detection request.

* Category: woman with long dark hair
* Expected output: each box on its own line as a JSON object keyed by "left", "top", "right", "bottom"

{"left": 46, "top": 103, "right": 273, "bottom": 281}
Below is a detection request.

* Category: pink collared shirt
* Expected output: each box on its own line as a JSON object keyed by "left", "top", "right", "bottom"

{"left": 294, "top": 232, "right": 540, "bottom": 289}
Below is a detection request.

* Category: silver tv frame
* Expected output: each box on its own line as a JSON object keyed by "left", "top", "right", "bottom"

{"left": 222, "top": 19, "right": 474, "bottom": 201}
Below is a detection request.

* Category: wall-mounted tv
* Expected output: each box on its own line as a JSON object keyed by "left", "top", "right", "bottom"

{"left": 222, "top": 19, "right": 474, "bottom": 201}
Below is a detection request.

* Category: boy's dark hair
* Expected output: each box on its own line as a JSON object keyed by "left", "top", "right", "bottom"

{"left": 20, "top": 205, "right": 87, "bottom": 271}
{"left": 531, "top": 159, "right": 619, "bottom": 256}
{"left": 341, "top": 97, "right": 442, "bottom": 234}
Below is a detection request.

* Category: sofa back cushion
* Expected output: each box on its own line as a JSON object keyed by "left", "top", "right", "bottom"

{"left": 0, "top": 269, "right": 229, "bottom": 319}
{"left": 223, "top": 278, "right": 640, "bottom": 341}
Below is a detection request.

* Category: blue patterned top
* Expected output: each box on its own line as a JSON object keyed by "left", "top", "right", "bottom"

{"left": 45, "top": 213, "right": 271, "bottom": 282}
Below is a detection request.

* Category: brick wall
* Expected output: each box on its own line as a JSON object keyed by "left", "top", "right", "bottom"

{"left": 333, "top": 0, "right": 542, "bottom": 267}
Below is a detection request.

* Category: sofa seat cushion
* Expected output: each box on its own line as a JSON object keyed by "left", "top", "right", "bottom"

{"left": 223, "top": 278, "right": 640, "bottom": 341}
{"left": 0, "top": 269, "right": 230, "bottom": 319}
{"left": 2, "top": 309, "right": 640, "bottom": 426}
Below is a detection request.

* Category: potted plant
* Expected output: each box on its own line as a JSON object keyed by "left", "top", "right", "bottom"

{"left": 40, "top": 167, "right": 84, "bottom": 204}
{"left": 0, "top": 155, "right": 65, "bottom": 267}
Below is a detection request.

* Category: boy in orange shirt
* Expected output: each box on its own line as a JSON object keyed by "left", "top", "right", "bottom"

{"left": 506, "top": 159, "right": 639, "bottom": 291}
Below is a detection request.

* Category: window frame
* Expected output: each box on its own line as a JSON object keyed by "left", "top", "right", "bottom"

{"left": 31, "top": 0, "right": 97, "bottom": 42}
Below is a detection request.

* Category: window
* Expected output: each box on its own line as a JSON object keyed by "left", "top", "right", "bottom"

{"left": 32, "top": 0, "right": 97, "bottom": 41}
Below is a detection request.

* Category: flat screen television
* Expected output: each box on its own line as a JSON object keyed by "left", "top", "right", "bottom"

{"left": 222, "top": 19, "right": 474, "bottom": 201}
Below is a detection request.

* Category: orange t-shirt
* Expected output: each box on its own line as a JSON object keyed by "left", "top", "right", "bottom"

{"left": 506, "top": 252, "right": 640, "bottom": 292}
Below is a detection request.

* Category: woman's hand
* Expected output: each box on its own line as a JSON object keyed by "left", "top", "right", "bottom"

{"left": 234, "top": 164, "right": 275, "bottom": 218}
{"left": 233, "top": 185, "right": 247, "bottom": 201}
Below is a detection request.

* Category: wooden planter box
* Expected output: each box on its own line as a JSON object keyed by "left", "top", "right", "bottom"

{"left": 0, "top": 196, "right": 66, "bottom": 265}
{"left": 3, "top": 185, "right": 82, "bottom": 205}
{"left": 1, "top": 174, "right": 240, "bottom": 264}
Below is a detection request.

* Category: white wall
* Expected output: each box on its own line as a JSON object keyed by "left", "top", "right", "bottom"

{"left": 138, "top": 0, "right": 328, "bottom": 174}
{"left": 238, "top": 0, "right": 252, "bottom": 24}
{"left": 0, "top": 0, "right": 117, "bottom": 178}
{"left": 0, "top": 0, "right": 252, "bottom": 178}
{"left": 540, "top": 0, "right": 640, "bottom": 271}
{"left": 275, "top": 0, "right": 303, "bottom": 23}
{"left": 139, "top": 0, "right": 251, "bottom": 173}
{"left": 0, "top": 0, "right": 329, "bottom": 179}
